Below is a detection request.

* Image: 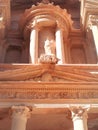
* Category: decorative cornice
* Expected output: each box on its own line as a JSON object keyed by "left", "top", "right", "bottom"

{"left": 80, "top": 0, "right": 98, "bottom": 29}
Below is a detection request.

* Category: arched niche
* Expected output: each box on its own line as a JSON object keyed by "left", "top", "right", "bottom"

{"left": 19, "top": 3, "right": 73, "bottom": 64}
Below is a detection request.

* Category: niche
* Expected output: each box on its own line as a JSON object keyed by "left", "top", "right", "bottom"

{"left": 70, "top": 45, "right": 87, "bottom": 64}
{"left": 5, "top": 45, "right": 22, "bottom": 63}
{"left": 38, "top": 27, "right": 55, "bottom": 57}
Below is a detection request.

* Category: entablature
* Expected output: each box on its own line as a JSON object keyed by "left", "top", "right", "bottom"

{"left": 0, "top": 64, "right": 98, "bottom": 101}
{"left": 80, "top": 0, "right": 98, "bottom": 29}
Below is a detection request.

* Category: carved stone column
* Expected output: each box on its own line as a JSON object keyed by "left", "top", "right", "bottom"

{"left": 29, "top": 26, "right": 39, "bottom": 64}
{"left": 70, "top": 107, "right": 88, "bottom": 130}
{"left": 88, "top": 15, "right": 98, "bottom": 63}
{"left": 11, "top": 106, "right": 30, "bottom": 130}
{"left": 55, "top": 27, "right": 65, "bottom": 64}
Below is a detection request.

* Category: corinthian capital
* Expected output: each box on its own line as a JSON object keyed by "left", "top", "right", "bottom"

{"left": 11, "top": 106, "right": 30, "bottom": 118}
{"left": 70, "top": 106, "right": 89, "bottom": 121}
{"left": 88, "top": 15, "right": 98, "bottom": 26}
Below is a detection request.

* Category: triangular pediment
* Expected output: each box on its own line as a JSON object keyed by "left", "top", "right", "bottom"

{"left": 0, "top": 64, "right": 98, "bottom": 82}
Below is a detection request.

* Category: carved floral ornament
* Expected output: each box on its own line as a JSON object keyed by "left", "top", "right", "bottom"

{"left": 70, "top": 106, "right": 89, "bottom": 120}
{"left": 19, "top": 3, "right": 73, "bottom": 40}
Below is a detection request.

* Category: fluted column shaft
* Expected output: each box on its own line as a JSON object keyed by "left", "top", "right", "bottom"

{"left": 29, "top": 27, "right": 38, "bottom": 64}
{"left": 11, "top": 106, "right": 30, "bottom": 130}
{"left": 55, "top": 28, "right": 65, "bottom": 64}
{"left": 71, "top": 107, "right": 88, "bottom": 130}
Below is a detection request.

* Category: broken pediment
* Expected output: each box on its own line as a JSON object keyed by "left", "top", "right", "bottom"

{"left": 0, "top": 64, "right": 98, "bottom": 82}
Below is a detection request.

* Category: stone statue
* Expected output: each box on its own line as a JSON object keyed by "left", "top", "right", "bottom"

{"left": 44, "top": 39, "right": 56, "bottom": 55}
{"left": 39, "top": 39, "right": 58, "bottom": 64}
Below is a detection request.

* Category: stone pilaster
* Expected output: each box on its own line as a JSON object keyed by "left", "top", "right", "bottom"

{"left": 11, "top": 106, "right": 30, "bottom": 130}
{"left": 88, "top": 15, "right": 98, "bottom": 63}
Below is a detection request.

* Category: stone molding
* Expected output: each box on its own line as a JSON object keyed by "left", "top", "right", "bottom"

{"left": 0, "top": 82, "right": 98, "bottom": 99}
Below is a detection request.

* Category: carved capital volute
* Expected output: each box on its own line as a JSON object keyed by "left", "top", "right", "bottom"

{"left": 70, "top": 106, "right": 88, "bottom": 121}
{"left": 87, "top": 15, "right": 98, "bottom": 27}
{"left": 11, "top": 106, "right": 30, "bottom": 119}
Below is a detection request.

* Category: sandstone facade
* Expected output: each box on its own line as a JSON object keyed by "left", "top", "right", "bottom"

{"left": 0, "top": 0, "right": 98, "bottom": 130}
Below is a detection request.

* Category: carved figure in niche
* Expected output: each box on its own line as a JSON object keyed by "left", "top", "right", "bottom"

{"left": 44, "top": 39, "right": 56, "bottom": 55}
{"left": 39, "top": 39, "right": 58, "bottom": 64}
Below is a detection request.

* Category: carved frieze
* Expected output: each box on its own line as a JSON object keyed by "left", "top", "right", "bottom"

{"left": 0, "top": 87, "right": 98, "bottom": 99}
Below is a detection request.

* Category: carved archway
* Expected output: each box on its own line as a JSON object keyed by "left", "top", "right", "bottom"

{"left": 20, "top": 3, "right": 73, "bottom": 64}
